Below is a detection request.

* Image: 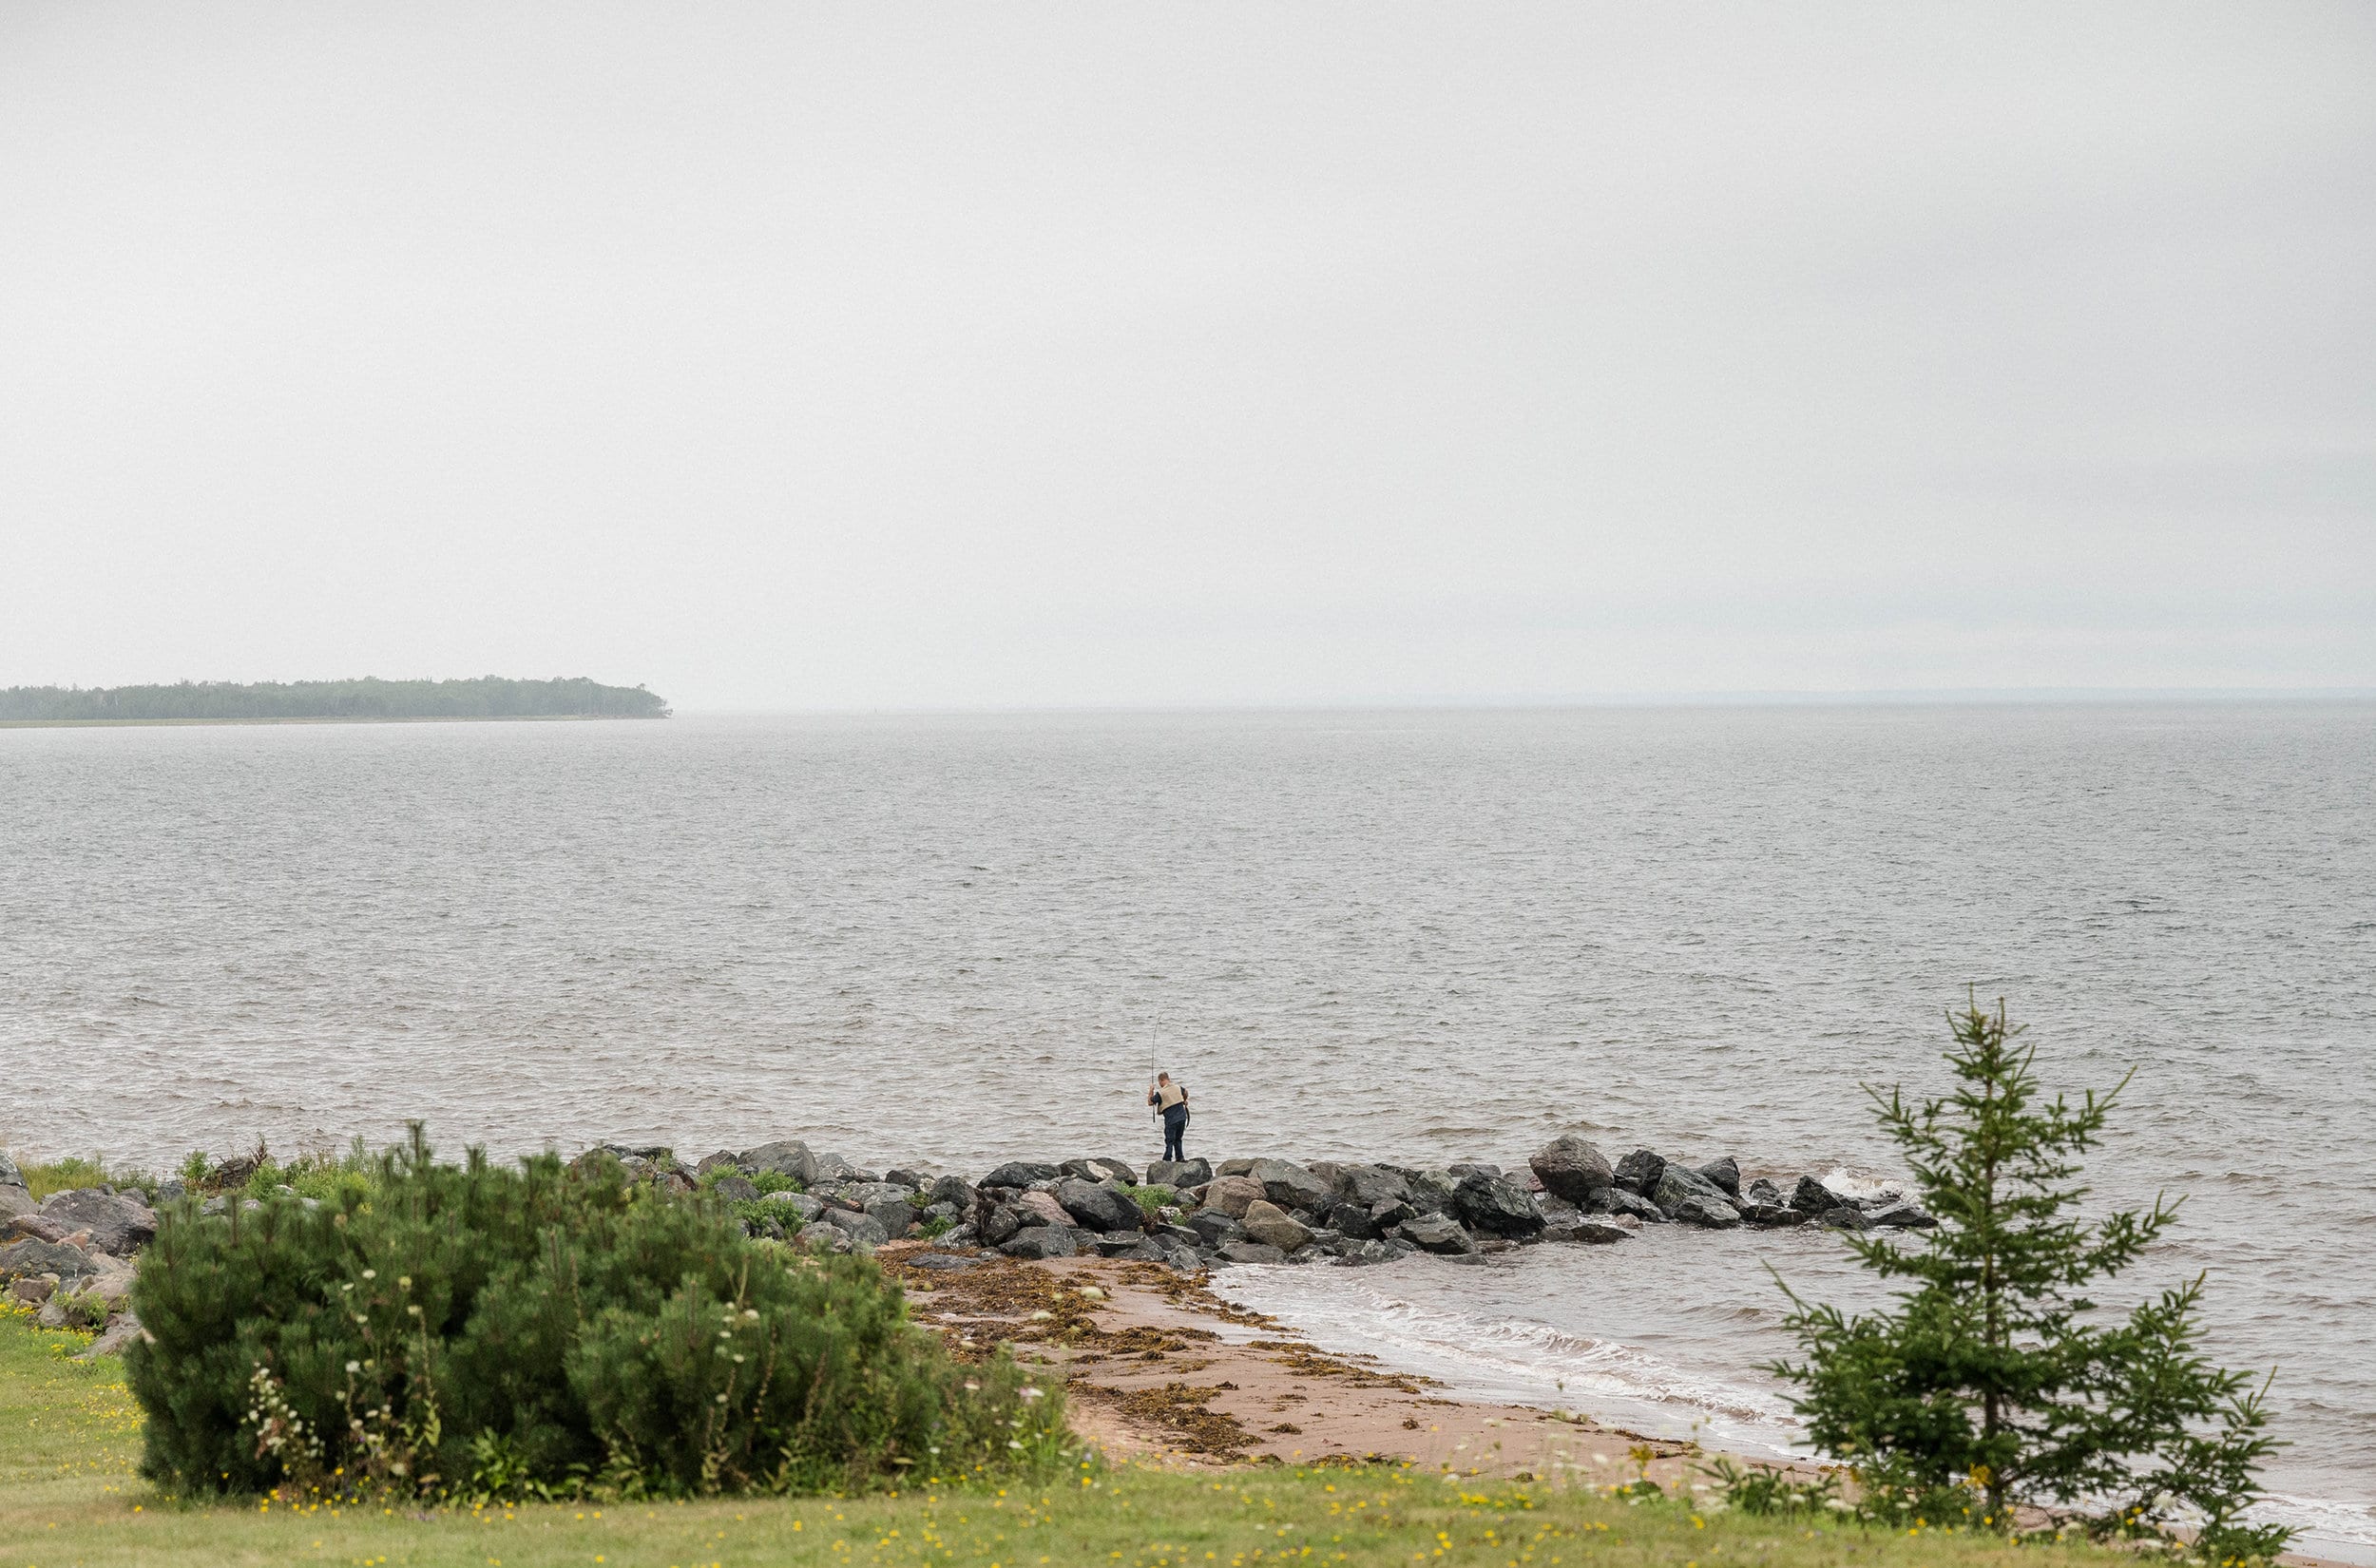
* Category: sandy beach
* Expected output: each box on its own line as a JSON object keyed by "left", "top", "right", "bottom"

{"left": 885, "top": 1244, "right": 1724, "bottom": 1493}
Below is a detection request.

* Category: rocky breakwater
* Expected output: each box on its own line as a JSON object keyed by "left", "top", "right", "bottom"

{"left": 665, "top": 1129, "right": 1934, "bottom": 1274}
{"left": 0, "top": 1152, "right": 153, "bottom": 1356}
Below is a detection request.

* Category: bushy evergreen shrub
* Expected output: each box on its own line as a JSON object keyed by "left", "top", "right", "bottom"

{"left": 127, "top": 1129, "right": 1065, "bottom": 1499}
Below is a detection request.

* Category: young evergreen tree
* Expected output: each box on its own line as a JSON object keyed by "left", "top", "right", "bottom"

{"left": 1774, "top": 996, "right": 2291, "bottom": 1564}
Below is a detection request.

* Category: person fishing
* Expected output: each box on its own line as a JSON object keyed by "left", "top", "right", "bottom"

{"left": 1148, "top": 1070, "right": 1190, "bottom": 1163}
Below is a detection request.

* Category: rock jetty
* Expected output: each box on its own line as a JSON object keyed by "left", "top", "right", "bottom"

{"left": 566, "top": 1126, "right": 1935, "bottom": 1272}
{"left": 0, "top": 1129, "right": 1937, "bottom": 1358}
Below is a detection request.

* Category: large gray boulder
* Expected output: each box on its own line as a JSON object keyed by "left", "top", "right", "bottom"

{"left": 1000, "top": 1226, "right": 1080, "bottom": 1259}
{"left": 1393, "top": 1213, "right": 1478, "bottom": 1255}
{"left": 1821, "top": 1206, "right": 1874, "bottom": 1231}
{"left": 1182, "top": 1210, "right": 1245, "bottom": 1248}
{"left": 811, "top": 1152, "right": 874, "bottom": 1185}
{"left": 1199, "top": 1175, "right": 1267, "bottom": 1218}
{"left": 1404, "top": 1170, "right": 1458, "bottom": 1216}
{"left": 1528, "top": 1132, "right": 1615, "bottom": 1207}
{"left": 743, "top": 1140, "right": 820, "bottom": 1184}
{"left": 1743, "top": 1177, "right": 1785, "bottom": 1208}
{"left": 841, "top": 1183, "right": 917, "bottom": 1236}
{"left": 818, "top": 1208, "right": 891, "bottom": 1249}
{"left": 1249, "top": 1159, "right": 1333, "bottom": 1214}
{"left": 39, "top": 1190, "right": 157, "bottom": 1256}
{"left": 1216, "top": 1239, "right": 1287, "bottom": 1266}
{"left": 981, "top": 1160, "right": 1060, "bottom": 1190}
{"left": 0, "top": 1185, "right": 31, "bottom": 1224}
{"left": 0, "top": 1152, "right": 21, "bottom": 1187}
{"left": 1613, "top": 1148, "right": 1666, "bottom": 1196}
{"left": 0, "top": 1237, "right": 102, "bottom": 1290}
{"left": 1238, "top": 1199, "right": 1313, "bottom": 1252}
{"left": 1696, "top": 1157, "right": 1742, "bottom": 1200}
{"left": 1331, "top": 1164, "right": 1411, "bottom": 1209}
{"left": 1789, "top": 1176, "right": 1844, "bottom": 1214}
{"left": 709, "top": 1176, "right": 759, "bottom": 1203}
{"left": 929, "top": 1174, "right": 979, "bottom": 1212}
{"left": 1053, "top": 1177, "right": 1143, "bottom": 1233}
{"left": 1652, "top": 1162, "right": 1732, "bottom": 1218}
{"left": 1452, "top": 1172, "right": 1544, "bottom": 1237}
{"left": 1146, "top": 1157, "right": 1211, "bottom": 1188}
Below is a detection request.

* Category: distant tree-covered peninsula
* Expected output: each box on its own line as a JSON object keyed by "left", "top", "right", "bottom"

{"left": 0, "top": 677, "right": 670, "bottom": 724}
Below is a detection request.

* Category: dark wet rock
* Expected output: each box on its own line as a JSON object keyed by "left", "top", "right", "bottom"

{"left": 1614, "top": 1149, "right": 1667, "bottom": 1196}
{"left": 1528, "top": 1132, "right": 1615, "bottom": 1207}
{"left": 1404, "top": 1171, "right": 1458, "bottom": 1216}
{"left": 1326, "top": 1201, "right": 1380, "bottom": 1240}
{"left": 1239, "top": 1199, "right": 1313, "bottom": 1252}
{"left": 38, "top": 1191, "right": 157, "bottom": 1256}
{"left": 1216, "top": 1240, "right": 1287, "bottom": 1266}
{"left": 1000, "top": 1226, "right": 1080, "bottom": 1260}
{"left": 1393, "top": 1213, "right": 1478, "bottom": 1255}
{"left": 1820, "top": 1206, "right": 1873, "bottom": 1231}
{"left": 929, "top": 1175, "right": 979, "bottom": 1211}
{"left": 1652, "top": 1162, "right": 1731, "bottom": 1217}
{"left": 1869, "top": 1205, "right": 1938, "bottom": 1229}
{"left": 982, "top": 1160, "right": 1060, "bottom": 1190}
{"left": 1669, "top": 1195, "right": 1743, "bottom": 1229}
{"left": 976, "top": 1203, "right": 1025, "bottom": 1247}
{"left": 1182, "top": 1210, "right": 1245, "bottom": 1248}
{"left": 1452, "top": 1172, "right": 1544, "bottom": 1237}
{"left": 1331, "top": 1164, "right": 1412, "bottom": 1209}
{"left": 709, "top": 1176, "right": 758, "bottom": 1203}
{"left": 1147, "top": 1158, "right": 1212, "bottom": 1188}
{"left": 1369, "top": 1196, "right": 1416, "bottom": 1231}
{"left": 1446, "top": 1161, "right": 1502, "bottom": 1180}
{"left": 1063, "top": 1157, "right": 1140, "bottom": 1186}
{"left": 1739, "top": 1203, "right": 1807, "bottom": 1227}
{"left": 1543, "top": 1216, "right": 1633, "bottom": 1245}
{"left": 1199, "top": 1176, "right": 1266, "bottom": 1218}
{"left": 1250, "top": 1159, "right": 1333, "bottom": 1214}
{"left": 1696, "top": 1157, "right": 1742, "bottom": 1200}
{"left": 883, "top": 1168, "right": 933, "bottom": 1191}
{"left": 1789, "top": 1176, "right": 1844, "bottom": 1214}
{"left": 1054, "top": 1177, "right": 1143, "bottom": 1233}
{"left": 1743, "top": 1177, "right": 1785, "bottom": 1208}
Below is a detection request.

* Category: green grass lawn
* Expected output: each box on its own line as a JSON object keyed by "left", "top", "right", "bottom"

{"left": 1, "top": 1310, "right": 2120, "bottom": 1568}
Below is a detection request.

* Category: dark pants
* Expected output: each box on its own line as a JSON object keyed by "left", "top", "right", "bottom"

{"left": 1162, "top": 1108, "right": 1188, "bottom": 1163}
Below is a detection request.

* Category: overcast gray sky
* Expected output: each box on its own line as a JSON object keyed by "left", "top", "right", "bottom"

{"left": 3, "top": 4, "right": 2370, "bottom": 709}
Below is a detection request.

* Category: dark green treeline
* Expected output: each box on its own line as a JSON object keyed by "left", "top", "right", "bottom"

{"left": 0, "top": 677, "right": 670, "bottom": 723}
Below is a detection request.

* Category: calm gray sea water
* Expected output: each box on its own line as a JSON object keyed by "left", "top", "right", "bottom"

{"left": 3, "top": 707, "right": 2370, "bottom": 1552}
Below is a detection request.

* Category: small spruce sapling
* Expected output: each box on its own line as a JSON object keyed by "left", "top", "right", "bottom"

{"left": 1772, "top": 995, "right": 2291, "bottom": 1563}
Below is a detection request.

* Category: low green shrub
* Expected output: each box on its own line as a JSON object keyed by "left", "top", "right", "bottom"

{"left": 13, "top": 1153, "right": 161, "bottom": 1202}
{"left": 127, "top": 1127, "right": 1066, "bottom": 1501}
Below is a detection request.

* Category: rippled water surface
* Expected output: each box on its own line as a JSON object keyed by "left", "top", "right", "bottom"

{"left": 3, "top": 706, "right": 2369, "bottom": 1551}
